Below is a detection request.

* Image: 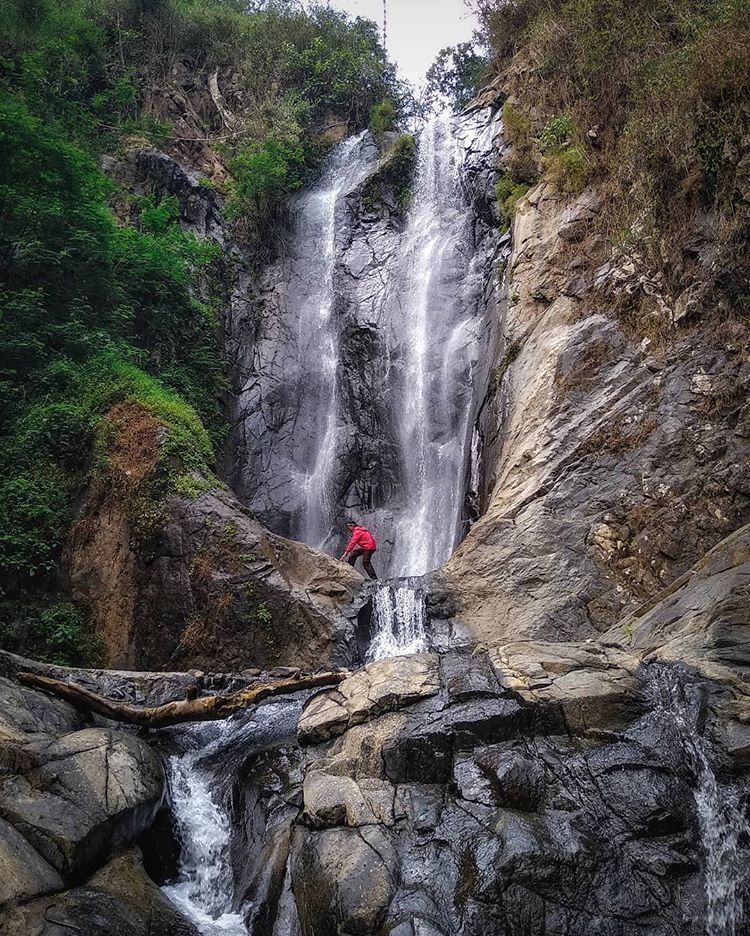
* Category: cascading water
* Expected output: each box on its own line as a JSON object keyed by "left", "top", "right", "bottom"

{"left": 368, "top": 582, "right": 428, "bottom": 662}
{"left": 160, "top": 699, "right": 305, "bottom": 935}
{"left": 387, "top": 113, "right": 482, "bottom": 578}
{"left": 236, "top": 108, "right": 500, "bottom": 578}
{"left": 236, "top": 132, "right": 379, "bottom": 551}
{"left": 297, "top": 132, "right": 375, "bottom": 549}
{"left": 162, "top": 719, "right": 249, "bottom": 935}
{"left": 362, "top": 112, "right": 499, "bottom": 659}
{"left": 235, "top": 109, "right": 500, "bottom": 659}
{"left": 650, "top": 666, "right": 748, "bottom": 935}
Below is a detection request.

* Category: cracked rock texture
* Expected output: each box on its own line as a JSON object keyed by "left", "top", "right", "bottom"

{"left": 440, "top": 174, "right": 750, "bottom": 643}
{"left": 0, "top": 669, "right": 171, "bottom": 931}
{"left": 67, "top": 485, "right": 362, "bottom": 672}
{"left": 223, "top": 112, "right": 503, "bottom": 565}
{"left": 2, "top": 529, "right": 750, "bottom": 934}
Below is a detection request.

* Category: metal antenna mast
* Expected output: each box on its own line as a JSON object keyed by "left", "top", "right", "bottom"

{"left": 382, "top": 0, "right": 387, "bottom": 50}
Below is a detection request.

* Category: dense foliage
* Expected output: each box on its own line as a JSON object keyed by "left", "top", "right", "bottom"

{"left": 0, "top": 0, "right": 401, "bottom": 663}
{"left": 424, "top": 42, "right": 490, "bottom": 113}
{"left": 473, "top": 0, "right": 750, "bottom": 317}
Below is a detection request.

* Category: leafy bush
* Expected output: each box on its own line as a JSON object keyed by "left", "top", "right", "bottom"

{"left": 424, "top": 42, "right": 490, "bottom": 112}
{"left": 370, "top": 97, "right": 396, "bottom": 133}
{"left": 501, "top": 100, "right": 537, "bottom": 181}
{"left": 0, "top": 474, "right": 70, "bottom": 582}
{"left": 0, "top": 600, "right": 103, "bottom": 666}
{"left": 543, "top": 143, "right": 589, "bottom": 193}
{"left": 226, "top": 136, "right": 306, "bottom": 235}
{"left": 540, "top": 115, "right": 574, "bottom": 151}
{"left": 472, "top": 0, "right": 750, "bottom": 311}
{"left": 501, "top": 100, "right": 532, "bottom": 146}
{"left": 495, "top": 172, "right": 532, "bottom": 231}
{"left": 362, "top": 132, "right": 416, "bottom": 215}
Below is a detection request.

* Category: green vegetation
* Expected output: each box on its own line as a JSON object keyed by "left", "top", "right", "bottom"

{"left": 362, "top": 132, "right": 416, "bottom": 215}
{"left": 472, "top": 0, "right": 750, "bottom": 315}
{"left": 369, "top": 97, "right": 397, "bottom": 133}
{"left": 226, "top": 136, "right": 307, "bottom": 238}
{"left": 0, "top": 600, "right": 104, "bottom": 666}
{"left": 488, "top": 339, "right": 523, "bottom": 398}
{"left": 495, "top": 172, "right": 532, "bottom": 231}
{"left": 424, "top": 42, "right": 490, "bottom": 113}
{"left": 0, "top": 0, "right": 402, "bottom": 664}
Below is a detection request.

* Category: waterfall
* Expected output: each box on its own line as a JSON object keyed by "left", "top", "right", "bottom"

{"left": 388, "top": 113, "right": 485, "bottom": 577}
{"left": 161, "top": 718, "right": 249, "bottom": 935}
{"left": 650, "top": 666, "right": 748, "bottom": 935}
{"left": 160, "top": 699, "right": 309, "bottom": 933}
{"left": 297, "top": 132, "right": 375, "bottom": 549}
{"left": 237, "top": 108, "right": 500, "bottom": 576}
{"left": 367, "top": 582, "right": 428, "bottom": 662}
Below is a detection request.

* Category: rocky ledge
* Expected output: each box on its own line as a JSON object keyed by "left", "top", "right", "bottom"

{"left": 1, "top": 523, "right": 749, "bottom": 935}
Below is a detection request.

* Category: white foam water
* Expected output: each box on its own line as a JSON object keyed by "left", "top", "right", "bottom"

{"left": 368, "top": 583, "right": 428, "bottom": 661}
{"left": 651, "top": 666, "right": 747, "bottom": 935}
{"left": 297, "top": 132, "right": 378, "bottom": 550}
{"left": 162, "top": 720, "right": 249, "bottom": 936}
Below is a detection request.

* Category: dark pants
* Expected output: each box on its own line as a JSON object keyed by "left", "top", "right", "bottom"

{"left": 347, "top": 548, "right": 377, "bottom": 579}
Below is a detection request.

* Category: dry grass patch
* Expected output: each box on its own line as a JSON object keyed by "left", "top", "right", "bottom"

{"left": 578, "top": 418, "right": 657, "bottom": 458}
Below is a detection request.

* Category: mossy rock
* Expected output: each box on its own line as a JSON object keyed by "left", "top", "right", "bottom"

{"left": 362, "top": 133, "right": 416, "bottom": 216}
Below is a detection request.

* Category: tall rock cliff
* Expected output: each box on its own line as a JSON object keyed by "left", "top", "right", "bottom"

{"left": 439, "top": 104, "right": 750, "bottom": 646}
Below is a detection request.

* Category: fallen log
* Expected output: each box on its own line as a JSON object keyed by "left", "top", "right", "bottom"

{"left": 17, "top": 670, "right": 348, "bottom": 729}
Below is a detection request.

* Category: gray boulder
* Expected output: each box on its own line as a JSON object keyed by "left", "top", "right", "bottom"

{"left": 0, "top": 727, "right": 164, "bottom": 881}
{"left": 0, "top": 850, "right": 198, "bottom": 936}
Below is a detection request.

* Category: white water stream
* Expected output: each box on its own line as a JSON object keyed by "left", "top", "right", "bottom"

{"left": 387, "top": 113, "right": 480, "bottom": 578}
{"left": 161, "top": 701, "right": 302, "bottom": 935}
{"left": 652, "top": 667, "right": 748, "bottom": 935}
{"left": 162, "top": 726, "right": 247, "bottom": 933}
{"left": 368, "top": 582, "right": 428, "bottom": 661}
{"left": 296, "top": 132, "right": 377, "bottom": 549}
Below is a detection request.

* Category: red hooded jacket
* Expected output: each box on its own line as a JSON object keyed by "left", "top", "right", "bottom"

{"left": 345, "top": 525, "right": 376, "bottom": 552}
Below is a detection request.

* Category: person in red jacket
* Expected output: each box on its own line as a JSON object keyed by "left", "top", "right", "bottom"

{"left": 339, "top": 520, "right": 378, "bottom": 579}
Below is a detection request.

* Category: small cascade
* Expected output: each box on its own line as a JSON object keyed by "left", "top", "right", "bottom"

{"left": 694, "top": 743, "right": 747, "bottom": 936}
{"left": 367, "top": 582, "right": 428, "bottom": 661}
{"left": 650, "top": 666, "right": 748, "bottom": 935}
{"left": 162, "top": 718, "right": 250, "bottom": 935}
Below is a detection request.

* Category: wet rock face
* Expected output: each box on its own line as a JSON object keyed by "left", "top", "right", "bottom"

{"left": 0, "top": 672, "right": 169, "bottom": 930}
{"left": 224, "top": 643, "right": 744, "bottom": 936}
{"left": 0, "top": 727, "right": 164, "bottom": 881}
{"left": 224, "top": 113, "right": 503, "bottom": 569}
{"left": 0, "top": 850, "right": 199, "bottom": 936}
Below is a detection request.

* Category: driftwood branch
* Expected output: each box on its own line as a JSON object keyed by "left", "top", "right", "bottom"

{"left": 17, "top": 671, "right": 347, "bottom": 729}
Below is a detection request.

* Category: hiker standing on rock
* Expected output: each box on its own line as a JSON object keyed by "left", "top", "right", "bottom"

{"left": 340, "top": 520, "right": 378, "bottom": 580}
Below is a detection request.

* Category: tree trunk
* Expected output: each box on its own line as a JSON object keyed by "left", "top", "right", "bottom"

{"left": 17, "top": 670, "right": 347, "bottom": 729}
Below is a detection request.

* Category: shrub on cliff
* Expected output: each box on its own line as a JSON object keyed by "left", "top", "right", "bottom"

{"left": 0, "top": 0, "right": 407, "bottom": 663}
{"left": 0, "top": 99, "right": 221, "bottom": 660}
{"left": 472, "top": 0, "right": 750, "bottom": 318}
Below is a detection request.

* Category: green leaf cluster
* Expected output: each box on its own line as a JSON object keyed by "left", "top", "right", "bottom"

{"left": 424, "top": 42, "right": 490, "bottom": 113}
{"left": 495, "top": 172, "right": 532, "bottom": 232}
{"left": 0, "top": 0, "right": 408, "bottom": 664}
{"left": 0, "top": 98, "right": 222, "bottom": 658}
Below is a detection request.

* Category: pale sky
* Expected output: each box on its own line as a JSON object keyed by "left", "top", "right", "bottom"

{"left": 332, "top": 0, "right": 480, "bottom": 90}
